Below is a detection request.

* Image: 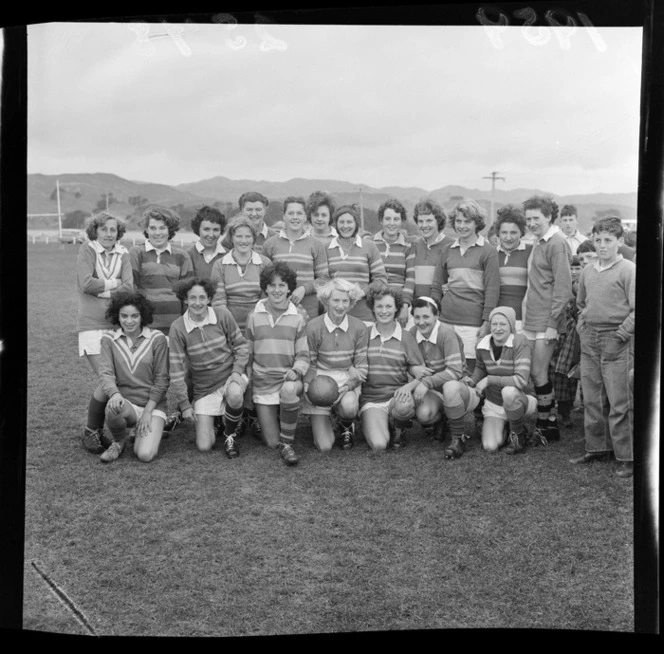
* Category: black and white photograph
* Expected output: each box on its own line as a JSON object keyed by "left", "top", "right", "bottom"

{"left": 2, "top": 1, "right": 660, "bottom": 639}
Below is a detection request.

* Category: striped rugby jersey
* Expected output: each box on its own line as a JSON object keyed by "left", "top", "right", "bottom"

{"left": 262, "top": 231, "right": 329, "bottom": 321}
{"left": 98, "top": 327, "right": 169, "bottom": 413}
{"left": 245, "top": 299, "right": 310, "bottom": 397}
{"left": 326, "top": 235, "right": 388, "bottom": 322}
{"left": 471, "top": 333, "right": 532, "bottom": 407}
{"left": 410, "top": 233, "right": 451, "bottom": 301}
{"left": 409, "top": 320, "right": 465, "bottom": 390}
{"left": 497, "top": 242, "right": 533, "bottom": 321}
{"left": 210, "top": 250, "right": 271, "bottom": 334}
{"left": 168, "top": 306, "right": 249, "bottom": 411}
{"left": 432, "top": 235, "right": 500, "bottom": 327}
{"left": 129, "top": 243, "right": 194, "bottom": 333}
{"left": 186, "top": 240, "right": 227, "bottom": 282}
{"left": 360, "top": 322, "right": 425, "bottom": 405}
{"left": 304, "top": 313, "right": 369, "bottom": 389}
{"left": 372, "top": 231, "right": 416, "bottom": 306}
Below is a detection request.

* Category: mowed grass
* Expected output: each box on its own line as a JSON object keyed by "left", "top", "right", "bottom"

{"left": 24, "top": 243, "right": 634, "bottom": 636}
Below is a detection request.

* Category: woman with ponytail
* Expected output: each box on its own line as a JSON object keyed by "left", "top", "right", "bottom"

{"left": 521, "top": 195, "right": 573, "bottom": 445}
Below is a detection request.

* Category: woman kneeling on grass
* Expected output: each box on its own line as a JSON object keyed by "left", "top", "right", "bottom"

{"left": 303, "top": 278, "right": 369, "bottom": 452}
{"left": 245, "top": 261, "right": 310, "bottom": 466}
{"left": 168, "top": 277, "right": 249, "bottom": 459}
{"left": 97, "top": 292, "right": 169, "bottom": 463}
{"left": 408, "top": 296, "right": 465, "bottom": 441}
{"left": 359, "top": 287, "right": 429, "bottom": 451}
{"left": 441, "top": 306, "right": 536, "bottom": 459}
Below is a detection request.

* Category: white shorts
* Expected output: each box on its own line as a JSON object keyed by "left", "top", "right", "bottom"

{"left": 358, "top": 399, "right": 392, "bottom": 416}
{"left": 515, "top": 320, "right": 524, "bottom": 334}
{"left": 302, "top": 369, "right": 360, "bottom": 416}
{"left": 253, "top": 390, "right": 281, "bottom": 406}
{"left": 78, "top": 329, "right": 111, "bottom": 356}
{"left": 193, "top": 378, "right": 232, "bottom": 417}
{"left": 440, "top": 323, "right": 480, "bottom": 360}
{"left": 127, "top": 401, "right": 168, "bottom": 423}
{"left": 482, "top": 396, "right": 537, "bottom": 420}
{"left": 521, "top": 329, "right": 559, "bottom": 341}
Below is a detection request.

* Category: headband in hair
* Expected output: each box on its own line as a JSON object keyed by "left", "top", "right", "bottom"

{"left": 417, "top": 296, "right": 439, "bottom": 310}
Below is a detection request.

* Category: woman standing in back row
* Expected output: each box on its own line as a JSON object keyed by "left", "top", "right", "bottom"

{"left": 78, "top": 212, "right": 134, "bottom": 453}
{"left": 521, "top": 195, "right": 573, "bottom": 445}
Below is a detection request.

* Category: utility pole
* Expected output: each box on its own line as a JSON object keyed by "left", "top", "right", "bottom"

{"left": 482, "top": 171, "right": 505, "bottom": 223}
{"left": 358, "top": 186, "right": 365, "bottom": 233}
{"left": 56, "top": 179, "right": 63, "bottom": 239}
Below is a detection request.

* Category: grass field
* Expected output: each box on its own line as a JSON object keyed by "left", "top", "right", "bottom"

{"left": 23, "top": 243, "right": 635, "bottom": 636}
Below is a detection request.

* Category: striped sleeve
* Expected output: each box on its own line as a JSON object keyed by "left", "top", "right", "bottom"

{"left": 210, "top": 260, "right": 227, "bottom": 309}
{"left": 430, "top": 256, "right": 446, "bottom": 305}
{"left": 310, "top": 239, "right": 329, "bottom": 295}
{"left": 486, "top": 336, "right": 531, "bottom": 391}
{"left": 148, "top": 332, "right": 170, "bottom": 405}
{"left": 304, "top": 321, "right": 321, "bottom": 383}
{"left": 402, "top": 244, "right": 416, "bottom": 305}
{"left": 402, "top": 330, "right": 426, "bottom": 374}
{"left": 167, "top": 319, "right": 192, "bottom": 411}
{"left": 111, "top": 254, "right": 134, "bottom": 297}
{"left": 349, "top": 322, "right": 369, "bottom": 388}
{"left": 218, "top": 308, "right": 250, "bottom": 376}
{"left": 481, "top": 247, "right": 501, "bottom": 322}
{"left": 292, "top": 316, "right": 311, "bottom": 378}
{"left": 98, "top": 335, "right": 121, "bottom": 399}
{"left": 365, "top": 241, "right": 388, "bottom": 295}
{"left": 422, "top": 328, "right": 464, "bottom": 389}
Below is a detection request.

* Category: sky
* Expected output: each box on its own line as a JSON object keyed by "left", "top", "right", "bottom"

{"left": 27, "top": 21, "right": 643, "bottom": 196}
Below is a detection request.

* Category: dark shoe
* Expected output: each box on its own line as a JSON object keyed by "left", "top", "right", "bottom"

{"left": 234, "top": 415, "right": 248, "bottom": 438}
{"left": 615, "top": 461, "right": 634, "bottom": 478}
{"left": 424, "top": 421, "right": 444, "bottom": 442}
{"left": 504, "top": 431, "right": 527, "bottom": 455}
{"left": 528, "top": 425, "right": 549, "bottom": 447}
{"left": 224, "top": 433, "right": 240, "bottom": 459}
{"left": 278, "top": 442, "right": 299, "bottom": 466}
{"left": 545, "top": 417, "right": 560, "bottom": 442}
{"left": 569, "top": 451, "right": 613, "bottom": 465}
{"left": 249, "top": 417, "right": 263, "bottom": 441}
{"left": 82, "top": 427, "right": 104, "bottom": 454}
{"left": 100, "top": 440, "right": 125, "bottom": 463}
{"left": 163, "top": 411, "right": 182, "bottom": 436}
{"left": 391, "top": 427, "right": 406, "bottom": 451}
{"left": 339, "top": 424, "right": 354, "bottom": 451}
{"left": 444, "top": 437, "right": 465, "bottom": 459}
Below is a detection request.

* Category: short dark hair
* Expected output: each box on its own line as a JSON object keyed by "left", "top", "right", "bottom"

{"left": 105, "top": 291, "right": 155, "bottom": 327}
{"left": 191, "top": 206, "right": 226, "bottom": 235}
{"left": 523, "top": 195, "right": 559, "bottom": 223}
{"left": 366, "top": 286, "right": 404, "bottom": 316}
{"left": 411, "top": 296, "right": 440, "bottom": 315}
{"left": 174, "top": 277, "right": 217, "bottom": 303}
{"left": 623, "top": 230, "right": 637, "bottom": 248}
{"left": 449, "top": 198, "right": 486, "bottom": 234}
{"left": 141, "top": 205, "right": 181, "bottom": 240}
{"left": 260, "top": 261, "right": 298, "bottom": 294}
{"left": 85, "top": 212, "right": 127, "bottom": 242}
{"left": 332, "top": 205, "right": 360, "bottom": 237}
{"left": 560, "top": 204, "right": 577, "bottom": 218}
{"left": 576, "top": 240, "right": 597, "bottom": 254}
{"left": 413, "top": 198, "right": 446, "bottom": 230}
{"left": 592, "top": 215, "right": 624, "bottom": 238}
{"left": 283, "top": 196, "right": 307, "bottom": 213}
{"left": 495, "top": 204, "right": 527, "bottom": 236}
{"left": 377, "top": 198, "right": 407, "bottom": 223}
{"left": 238, "top": 192, "right": 269, "bottom": 209}
{"left": 306, "top": 191, "right": 336, "bottom": 220}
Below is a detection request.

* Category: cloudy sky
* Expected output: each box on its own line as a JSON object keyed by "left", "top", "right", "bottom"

{"left": 27, "top": 21, "right": 643, "bottom": 195}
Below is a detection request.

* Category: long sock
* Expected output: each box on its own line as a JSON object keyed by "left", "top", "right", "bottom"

{"left": 535, "top": 382, "right": 555, "bottom": 426}
{"left": 505, "top": 401, "right": 527, "bottom": 435}
{"left": 444, "top": 402, "right": 467, "bottom": 439}
{"left": 279, "top": 400, "right": 300, "bottom": 445}
{"left": 338, "top": 417, "right": 354, "bottom": 430}
{"left": 223, "top": 404, "right": 244, "bottom": 437}
{"left": 87, "top": 395, "right": 107, "bottom": 430}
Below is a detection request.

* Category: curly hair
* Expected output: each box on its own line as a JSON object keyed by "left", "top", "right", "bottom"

{"left": 141, "top": 205, "right": 181, "bottom": 240}
{"left": 105, "top": 291, "right": 155, "bottom": 327}
{"left": 238, "top": 192, "right": 269, "bottom": 210}
{"left": 174, "top": 277, "right": 217, "bottom": 303}
{"left": 85, "top": 212, "right": 127, "bottom": 242}
{"left": 412, "top": 198, "right": 446, "bottom": 230}
{"left": 366, "top": 286, "right": 404, "bottom": 316}
{"left": 190, "top": 205, "right": 226, "bottom": 235}
{"left": 226, "top": 216, "right": 257, "bottom": 242}
{"left": 560, "top": 204, "right": 577, "bottom": 218}
{"left": 592, "top": 215, "right": 624, "bottom": 238}
{"left": 449, "top": 198, "right": 487, "bottom": 234}
{"left": 495, "top": 204, "right": 527, "bottom": 236}
{"left": 332, "top": 205, "right": 360, "bottom": 237}
{"left": 410, "top": 296, "right": 440, "bottom": 315}
{"left": 523, "top": 195, "right": 559, "bottom": 223}
{"left": 306, "top": 191, "right": 336, "bottom": 221}
{"left": 283, "top": 196, "right": 307, "bottom": 214}
{"left": 316, "top": 278, "right": 362, "bottom": 308}
{"left": 260, "top": 261, "right": 298, "bottom": 294}
{"left": 377, "top": 198, "right": 407, "bottom": 223}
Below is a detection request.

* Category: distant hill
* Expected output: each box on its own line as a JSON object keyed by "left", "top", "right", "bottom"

{"left": 27, "top": 172, "right": 638, "bottom": 234}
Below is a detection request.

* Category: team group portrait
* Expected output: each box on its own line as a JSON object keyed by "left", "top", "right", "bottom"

{"left": 20, "top": 15, "right": 655, "bottom": 637}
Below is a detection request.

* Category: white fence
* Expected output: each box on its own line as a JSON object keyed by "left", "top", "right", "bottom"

{"left": 27, "top": 230, "right": 200, "bottom": 247}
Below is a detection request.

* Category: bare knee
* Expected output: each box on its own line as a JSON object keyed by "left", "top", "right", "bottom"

{"left": 225, "top": 382, "right": 244, "bottom": 408}
{"left": 501, "top": 386, "right": 520, "bottom": 407}
{"left": 280, "top": 381, "right": 302, "bottom": 405}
